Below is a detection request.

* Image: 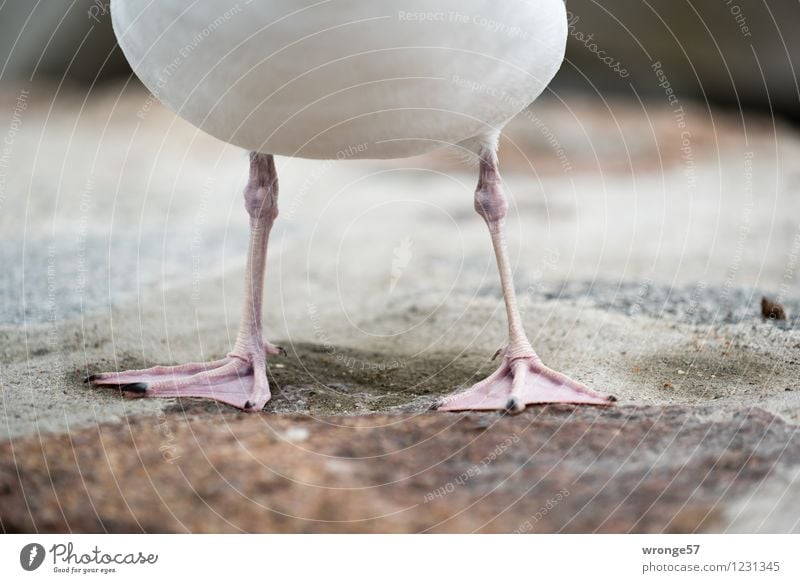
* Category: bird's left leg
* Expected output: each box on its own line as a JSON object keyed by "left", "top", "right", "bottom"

{"left": 438, "top": 149, "right": 615, "bottom": 414}
{"left": 88, "top": 152, "right": 282, "bottom": 411}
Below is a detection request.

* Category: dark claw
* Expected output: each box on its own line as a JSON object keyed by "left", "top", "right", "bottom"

{"left": 83, "top": 374, "right": 98, "bottom": 384}
{"left": 277, "top": 346, "right": 287, "bottom": 357}
{"left": 607, "top": 395, "right": 618, "bottom": 402}
{"left": 492, "top": 348, "right": 502, "bottom": 361}
{"left": 120, "top": 382, "right": 148, "bottom": 394}
{"left": 505, "top": 397, "right": 524, "bottom": 415}
{"left": 244, "top": 400, "right": 254, "bottom": 409}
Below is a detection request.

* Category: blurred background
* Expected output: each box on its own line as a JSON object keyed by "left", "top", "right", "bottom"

{"left": 1, "top": 0, "right": 798, "bottom": 118}
{"left": 3, "top": 0, "right": 799, "bottom": 321}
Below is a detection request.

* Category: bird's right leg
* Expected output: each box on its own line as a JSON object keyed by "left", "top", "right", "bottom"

{"left": 87, "top": 153, "right": 283, "bottom": 411}
{"left": 438, "top": 148, "right": 615, "bottom": 414}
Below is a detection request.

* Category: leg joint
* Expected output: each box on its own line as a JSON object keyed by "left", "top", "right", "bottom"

{"left": 474, "top": 154, "right": 508, "bottom": 224}
{"left": 474, "top": 181, "right": 508, "bottom": 224}
{"left": 245, "top": 152, "right": 279, "bottom": 221}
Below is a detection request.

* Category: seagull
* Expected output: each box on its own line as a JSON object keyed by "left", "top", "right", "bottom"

{"left": 88, "top": 0, "right": 615, "bottom": 414}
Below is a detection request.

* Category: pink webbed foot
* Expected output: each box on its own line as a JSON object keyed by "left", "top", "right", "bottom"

{"left": 86, "top": 351, "right": 278, "bottom": 411}
{"left": 438, "top": 352, "right": 616, "bottom": 414}
{"left": 87, "top": 153, "right": 285, "bottom": 413}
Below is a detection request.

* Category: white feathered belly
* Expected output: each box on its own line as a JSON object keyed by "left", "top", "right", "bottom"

{"left": 112, "top": 0, "right": 566, "bottom": 159}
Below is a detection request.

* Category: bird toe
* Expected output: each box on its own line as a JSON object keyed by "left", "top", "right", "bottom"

{"left": 120, "top": 382, "right": 148, "bottom": 394}
{"left": 505, "top": 397, "right": 525, "bottom": 415}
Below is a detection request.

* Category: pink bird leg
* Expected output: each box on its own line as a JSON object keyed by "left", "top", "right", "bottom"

{"left": 88, "top": 153, "right": 283, "bottom": 411}
{"left": 438, "top": 148, "right": 616, "bottom": 414}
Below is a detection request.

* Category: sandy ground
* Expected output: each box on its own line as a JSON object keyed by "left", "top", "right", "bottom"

{"left": 1, "top": 82, "right": 799, "bottom": 532}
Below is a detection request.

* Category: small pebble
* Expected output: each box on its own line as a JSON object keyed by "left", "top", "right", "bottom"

{"left": 283, "top": 426, "right": 309, "bottom": 443}
{"left": 761, "top": 296, "right": 787, "bottom": 321}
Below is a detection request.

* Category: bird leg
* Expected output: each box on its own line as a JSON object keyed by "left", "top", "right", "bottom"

{"left": 438, "top": 149, "right": 615, "bottom": 414}
{"left": 88, "top": 152, "right": 283, "bottom": 411}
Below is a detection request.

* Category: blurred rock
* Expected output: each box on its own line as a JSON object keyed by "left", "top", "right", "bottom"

{"left": 0, "top": 0, "right": 125, "bottom": 81}
{"left": 1, "top": 405, "right": 797, "bottom": 532}
{"left": 558, "top": 0, "right": 800, "bottom": 119}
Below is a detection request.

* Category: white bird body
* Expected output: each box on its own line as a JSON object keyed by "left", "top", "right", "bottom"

{"left": 91, "top": 0, "right": 613, "bottom": 414}
{"left": 112, "top": 0, "right": 567, "bottom": 159}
